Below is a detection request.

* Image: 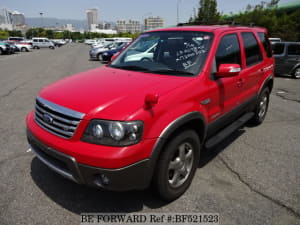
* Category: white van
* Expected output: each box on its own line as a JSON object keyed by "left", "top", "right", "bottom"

{"left": 32, "top": 37, "right": 55, "bottom": 49}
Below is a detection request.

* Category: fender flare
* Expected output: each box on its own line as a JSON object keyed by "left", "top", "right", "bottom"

{"left": 258, "top": 75, "right": 274, "bottom": 95}
{"left": 291, "top": 63, "right": 300, "bottom": 74}
{"left": 143, "top": 111, "right": 207, "bottom": 187}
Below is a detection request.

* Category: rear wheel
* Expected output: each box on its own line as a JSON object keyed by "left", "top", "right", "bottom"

{"left": 21, "top": 47, "right": 27, "bottom": 52}
{"left": 98, "top": 53, "right": 103, "bottom": 61}
{"left": 153, "top": 130, "right": 200, "bottom": 201}
{"left": 292, "top": 67, "right": 300, "bottom": 79}
{"left": 0, "top": 48, "right": 3, "bottom": 55}
{"left": 250, "top": 88, "right": 270, "bottom": 125}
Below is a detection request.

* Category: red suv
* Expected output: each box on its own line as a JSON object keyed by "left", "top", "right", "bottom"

{"left": 26, "top": 25, "right": 274, "bottom": 201}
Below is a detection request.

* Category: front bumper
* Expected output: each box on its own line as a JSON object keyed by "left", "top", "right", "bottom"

{"left": 89, "top": 51, "right": 98, "bottom": 59}
{"left": 27, "top": 129, "right": 152, "bottom": 191}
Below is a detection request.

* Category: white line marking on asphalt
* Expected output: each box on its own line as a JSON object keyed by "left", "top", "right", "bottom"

{"left": 26, "top": 148, "right": 32, "bottom": 153}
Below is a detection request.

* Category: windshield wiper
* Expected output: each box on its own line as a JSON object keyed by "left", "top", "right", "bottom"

{"left": 151, "top": 69, "right": 194, "bottom": 76}
{"left": 111, "top": 65, "right": 151, "bottom": 72}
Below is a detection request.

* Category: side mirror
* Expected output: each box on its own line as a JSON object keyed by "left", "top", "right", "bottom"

{"left": 111, "top": 52, "right": 120, "bottom": 61}
{"left": 216, "top": 64, "right": 241, "bottom": 78}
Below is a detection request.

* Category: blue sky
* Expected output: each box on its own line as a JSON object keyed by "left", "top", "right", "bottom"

{"left": 0, "top": 0, "right": 296, "bottom": 25}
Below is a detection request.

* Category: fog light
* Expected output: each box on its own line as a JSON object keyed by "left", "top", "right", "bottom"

{"left": 94, "top": 174, "right": 110, "bottom": 187}
{"left": 129, "top": 133, "right": 137, "bottom": 141}
{"left": 101, "top": 174, "right": 110, "bottom": 185}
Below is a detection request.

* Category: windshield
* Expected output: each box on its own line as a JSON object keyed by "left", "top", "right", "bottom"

{"left": 110, "top": 31, "right": 213, "bottom": 76}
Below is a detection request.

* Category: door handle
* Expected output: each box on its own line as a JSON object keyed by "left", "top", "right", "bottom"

{"left": 236, "top": 78, "right": 245, "bottom": 87}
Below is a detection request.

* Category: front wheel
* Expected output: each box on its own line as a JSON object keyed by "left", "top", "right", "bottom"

{"left": 97, "top": 53, "right": 103, "bottom": 61}
{"left": 292, "top": 67, "right": 300, "bottom": 79}
{"left": 153, "top": 130, "right": 200, "bottom": 201}
{"left": 250, "top": 88, "right": 270, "bottom": 125}
{"left": 21, "top": 47, "right": 27, "bottom": 52}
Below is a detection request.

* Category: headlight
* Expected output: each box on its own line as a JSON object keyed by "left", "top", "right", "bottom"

{"left": 103, "top": 52, "right": 108, "bottom": 56}
{"left": 82, "top": 120, "right": 143, "bottom": 146}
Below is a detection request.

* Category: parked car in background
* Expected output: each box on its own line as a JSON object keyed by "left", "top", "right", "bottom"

{"left": 8, "top": 37, "right": 25, "bottom": 42}
{"left": 89, "top": 42, "right": 129, "bottom": 61}
{"left": 124, "top": 43, "right": 157, "bottom": 62}
{"left": 0, "top": 41, "right": 13, "bottom": 54}
{"left": 100, "top": 42, "right": 129, "bottom": 62}
{"left": 84, "top": 39, "right": 97, "bottom": 45}
{"left": 272, "top": 42, "right": 300, "bottom": 79}
{"left": 51, "top": 39, "right": 67, "bottom": 47}
{"left": 92, "top": 38, "right": 132, "bottom": 49}
{"left": 5, "top": 42, "right": 18, "bottom": 53}
{"left": 32, "top": 37, "right": 55, "bottom": 49}
{"left": 269, "top": 37, "right": 281, "bottom": 43}
{"left": 15, "top": 42, "right": 33, "bottom": 52}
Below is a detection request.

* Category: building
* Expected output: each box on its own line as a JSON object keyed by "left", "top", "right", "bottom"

{"left": 0, "top": 9, "right": 26, "bottom": 30}
{"left": 116, "top": 20, "right": 141, "bottom": 33}
{"left": 86, "top": 8, "right": 98, "bottom": 30}
{"left": 90, "top": 24, "right": 117, "bottom": 34}
{"left": 62, "top": 24, "right": 75, "bottom": 32}
{"left": 3, "top": 8, "right": 13, "bottom": 24}
{"left": 144, "top": 16, "right": 164, "bottom": 31}
{"left": 0, "top": 15, "right": 5, "bottom": 24}
{"left": 98, "top": 22, "right": 113, "bottom": 30}
{"left": 12, "top": 11, "right": 25, "bottom": 25}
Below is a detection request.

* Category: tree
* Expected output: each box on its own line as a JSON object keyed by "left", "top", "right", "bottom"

{"left": 194, "top": 0, "right": 220, "bottom": 24}
{"left": 0, "top": 30, "right": 9, "bottom": 40}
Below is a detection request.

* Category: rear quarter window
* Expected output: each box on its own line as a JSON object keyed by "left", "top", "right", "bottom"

{"left": 258, "top": 32, "right": 272, "bottom": 58}
{"left": 241, "top": 32, "right": 263, "bottom": 67}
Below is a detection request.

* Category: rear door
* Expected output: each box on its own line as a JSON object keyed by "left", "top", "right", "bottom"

{"left": 237, "top": 32, "right": 264, "bottom": 102}
{"left": 286, "top": 44, "right": 300, "bottom": 73}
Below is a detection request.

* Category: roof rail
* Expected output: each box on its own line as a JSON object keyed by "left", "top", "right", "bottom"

{"left": 177, "top": 21, "right": 255, "bottom": 27}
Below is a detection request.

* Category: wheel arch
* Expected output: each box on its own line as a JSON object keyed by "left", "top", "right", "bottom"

{"left": 259, "top": 75, "right": 274, "bottom": 95}
{"left": 145, "top": 112, "right": 207, "bottom": 187}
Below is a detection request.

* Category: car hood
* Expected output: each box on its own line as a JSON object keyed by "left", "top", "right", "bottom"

{"left": 39, "top": 66, "right": 192, "bottom": 120}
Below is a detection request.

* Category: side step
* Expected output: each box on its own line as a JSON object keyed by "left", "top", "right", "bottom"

{"left": 205, "top": 112, "right": 254, "bottom": 149}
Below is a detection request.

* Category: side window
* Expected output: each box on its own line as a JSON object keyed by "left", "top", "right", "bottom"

{"left": 45, "top": 40, "right": 49, "bottom": 43}
{"left": 258, "top": 32, "right": 272, "bottom": 58}
{"left": 215, "top": 33, "right": 241, "bottom": 70}
{"left": 287, "top": 44, "right": 300, "bottom": 55}
{"left": 38, "top": 39, "right": 43, "bottom": 42}
{"left": 33, "top": 39, "right": 38, "bottom": 42}
{"left": 272, "top": 43, "right": 285, "bottom": 55}
{"left": 241, "top": 32, "right": 263, "bottom": 67}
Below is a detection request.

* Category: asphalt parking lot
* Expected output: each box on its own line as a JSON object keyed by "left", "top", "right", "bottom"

{"left": 0, "top": 44, "right": 299, "bottom": 225}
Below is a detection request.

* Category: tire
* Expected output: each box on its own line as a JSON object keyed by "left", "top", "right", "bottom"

{"left": 250, "top": 88, "right": 270, "bottom": 125}
{"left": 0, "top": 48, "right": 3, "bottom": 55}
{"left": 153, "top": 130, "right": 200, "bottom": 201}
{"left": 33, "top": 46, "right": 39, "bottom": 49}
{"left": 21, "top": 47, "right": 27, "bottom": 52}
{"left": 292, "top": 67, "right": 300, "bottom": 79}
{"left": 49, "top": 46, "right": 55, "bottom": 49}
{"left": 97, "top": 53, "right": 103, "bottom": 61}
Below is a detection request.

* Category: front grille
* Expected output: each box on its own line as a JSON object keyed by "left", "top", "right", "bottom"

{"left": 34, "top": 96, "right": 85, "bottom": 138}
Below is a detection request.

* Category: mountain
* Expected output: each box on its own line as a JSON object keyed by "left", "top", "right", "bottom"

{"left": 25, "top": 17, "right": 88, "bottom": 30}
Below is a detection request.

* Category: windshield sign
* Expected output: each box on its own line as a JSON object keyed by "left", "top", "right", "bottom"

{"left": 110, "top": 31, "right": 213, "bottom": 76}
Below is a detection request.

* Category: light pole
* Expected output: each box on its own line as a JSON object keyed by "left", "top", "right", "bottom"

{"left": 177, "top": 0, "right": 182, "bottom": 24}
{"left": 39, "top": 12, "right": 44, "bottom": 28}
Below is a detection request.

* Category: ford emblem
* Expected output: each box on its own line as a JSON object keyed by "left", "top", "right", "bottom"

{"left": 43, "top": 113, "right": 53, "bottom": 124}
